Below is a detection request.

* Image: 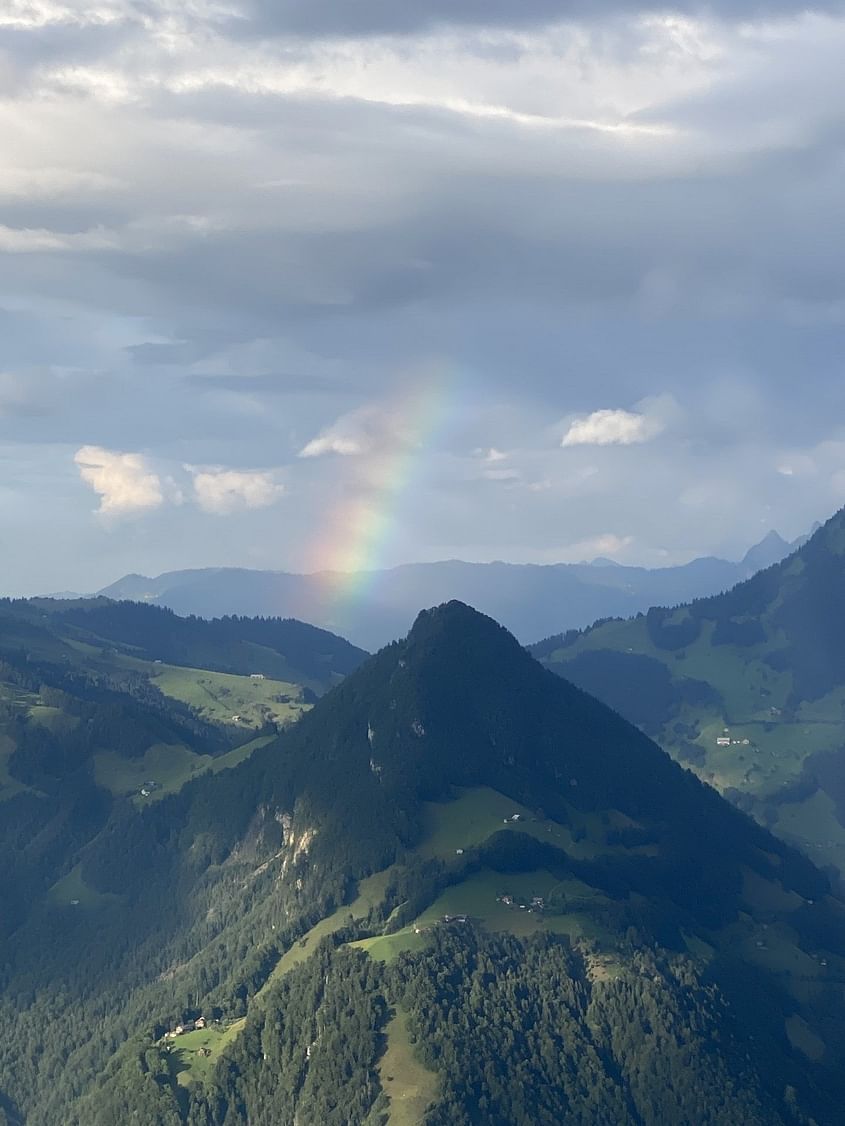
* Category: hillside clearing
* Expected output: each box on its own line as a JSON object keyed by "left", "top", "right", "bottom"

{"left": 170, "top": 1020, "right": 246, "bottom": 1088}
{"left": 151, "top": 663, "right": 307, "bottom": 729}
{"left": 377, "top": 1010, "right": 438, "bottom": 1126}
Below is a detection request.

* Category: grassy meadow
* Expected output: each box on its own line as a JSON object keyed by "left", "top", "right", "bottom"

{"left": 150, "top": 663, "right": 307, "bottom": 729}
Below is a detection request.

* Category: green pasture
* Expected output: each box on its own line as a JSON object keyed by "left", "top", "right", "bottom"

{"left": 151, "top": 663, "right": 306, "bottom": 729}
{"left": 93, "top": 734, "right": 272, "bottom": 803}
{"left": 93, "top": 742, "right": 212, "bottom": 800}
{"left": 169, "top": 1020, "right": 246, "bottom": 1088}
{"left": 47, "top": 863, "right": 119, "bottom": 909}
{"left": 376, "top": 1009, "right": 438, "bottom": 1126}
{"left": 775, "top": 790, "right": 845, "bottom": 875}
{"left": 414, "top": 785, "right": 643, "bottom": 866}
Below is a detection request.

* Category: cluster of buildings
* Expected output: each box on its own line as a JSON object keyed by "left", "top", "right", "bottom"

{"left": 165, "top": 1016, "right": 207, "bottom": 1039}
{"left": 497, "top": 894, "right": 545, "bottom": 912}
{"left": 716, "top": 729, "right": 751, "bottom": 748}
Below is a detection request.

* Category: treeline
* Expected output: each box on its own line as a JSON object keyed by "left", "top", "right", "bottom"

{"left": 76, "top": 921, "right": 837, "bottom": 1126}
{"left": 55, "top": 600, "right": 367, "bottom": 682}
{"left": 395, "top": 928, "right": 792, "bottom": 1126}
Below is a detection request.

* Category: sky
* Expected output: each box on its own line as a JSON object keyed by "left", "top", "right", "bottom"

{"left": 1, "top": 0, "right": 844, "bottom": 593}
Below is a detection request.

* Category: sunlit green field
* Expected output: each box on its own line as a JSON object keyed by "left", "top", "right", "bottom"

{"left": 151, "top": 663, "right": 306, "bottom": 729}
{"left": 375, "top": 1010, "right": 439, "bottom": 1126}
{"left": 93, "top": 735, "right": 274, "bottom": 802}
{"left": 169, "top": 1020, "right": 246, "bottom": 1088}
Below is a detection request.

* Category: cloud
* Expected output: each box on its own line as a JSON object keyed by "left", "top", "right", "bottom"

{"left": 74, "top": 444, "right": 163, "bottom": 516}
{"left": 475, "top": 446, "right": 507, "bottom": 462}
{"left": 299, "top": 433, "right": 366, "bottom": 458}
{"left": 298, "top": 405, "right": 402, "bottom": 458}
{"left": 576, "top": 532, "right": 635, "bottom": 558}
{"left": 561, "top": 408, "right": 664, "bottom": 448}
{"left": 225, "top": 0, "right": 844, "bottom": 40}
{"left": 3, "top": 4, "right": 845, "bottom": 593}
{"left": 190, "top": 467, "right": 284, "bottom": 514}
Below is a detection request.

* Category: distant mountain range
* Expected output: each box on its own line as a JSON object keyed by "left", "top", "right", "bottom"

{"left": 96, "top": 528, "right": 810, "bottom": 651}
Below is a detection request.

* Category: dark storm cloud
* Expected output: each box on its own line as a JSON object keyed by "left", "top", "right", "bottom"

{"left": 224, "top": 0, "right": 845, "bottom": 38}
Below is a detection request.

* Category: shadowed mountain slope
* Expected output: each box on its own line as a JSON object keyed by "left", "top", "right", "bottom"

{"left": 533, "top": 506, "right": 845, "bottom": 881}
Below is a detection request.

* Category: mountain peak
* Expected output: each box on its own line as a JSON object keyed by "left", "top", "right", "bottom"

{"left": 740, "top": 528, "right": 791, "bottom": 571}
{"left": 409, "top": 598, "right": 499, "bottom": 634}
{"left": 404, "top": 600, "right": 525, "bottom": 676}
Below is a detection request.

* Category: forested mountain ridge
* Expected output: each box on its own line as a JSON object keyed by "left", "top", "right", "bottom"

{"left": 97, "top": 526, "right": 805, "bottom": 650}
{"left": 16, "top": 596, "right": 367, "bottom": 687}
{"left": 532, "top": 505, "right": 845, "bottom": 882}
{"left": 2, "top": 602, "right": 844, "bottom": 1124}
{"left": 0, "top": 597, "right": 364, "bottom": 963}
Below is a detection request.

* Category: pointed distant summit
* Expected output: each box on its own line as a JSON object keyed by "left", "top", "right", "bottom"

{"left": 741, "top": 529, "right": 792, "bottom": 573}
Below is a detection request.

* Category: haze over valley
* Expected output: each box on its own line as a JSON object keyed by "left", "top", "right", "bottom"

{"left": 95, "top": 528, "right": 807, "bottom": 651}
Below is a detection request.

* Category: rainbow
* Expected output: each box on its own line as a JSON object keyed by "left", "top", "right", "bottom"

{"left": 304, "top": 366, "right": 457, "bottom": 622}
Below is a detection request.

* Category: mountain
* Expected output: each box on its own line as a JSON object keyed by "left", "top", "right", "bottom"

{"left": 98, "top": 529, "right": 805, "bottom": 651}
{"left": 532, "top": 507, "right": 845, "bottom": 882}
{"left": 1, "top": 602, "right": 844, "bottom": 1124}
{"left": 741, "top": 530, "right": 793, "bottom": 573}
{"left": 0, "top": 597, "right": 365, "bottom": 933}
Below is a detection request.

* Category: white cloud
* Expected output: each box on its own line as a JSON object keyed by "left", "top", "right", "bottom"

{"left": 299, "top": 405, "right": 403, "bottom": 459}
{"left": 561, "top": 408, "right": 664, "bottom": 448}
{"left": 566, "top": 532, "right": 635, "bottom": 559}
{"left": 299, "top": 433, "right": 366, "bottom": 458}
{"left": 190, "top": 467, "right": 284, "bottom": 514}
{"left": 74, "top": 444, "right": 163, "bottom": 516}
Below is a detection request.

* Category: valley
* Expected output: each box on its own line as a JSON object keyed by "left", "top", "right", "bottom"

{"left": 535, "top": 513, "right": 845, "bottom": 879}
